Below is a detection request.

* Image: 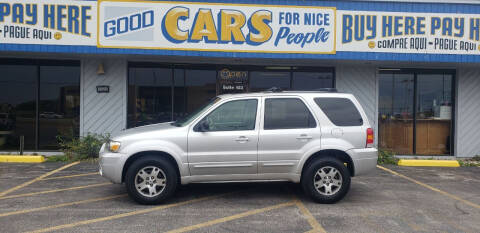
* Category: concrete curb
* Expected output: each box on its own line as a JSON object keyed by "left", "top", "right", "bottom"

{"left": 0, "top": 155, "right": 46, "bottom": 163}
{"left": 398, "top": 159, "right": 460, "bottom": 167}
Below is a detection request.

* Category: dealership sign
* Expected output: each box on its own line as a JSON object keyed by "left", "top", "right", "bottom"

{"left": 0, "top": 0, "right": 96, "bottom": 45}
{"left": 336, "top": 10, "right": 480, "bottom": 54}
{"left": 1, "top": 0, "right": 480, "bottom": 55}
{"left": 97, "top": 1, "right": 336, "bottom": 54}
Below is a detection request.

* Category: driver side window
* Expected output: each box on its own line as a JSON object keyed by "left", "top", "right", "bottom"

{"left": 198, "top": 99, "right": 258, "bottom": 131}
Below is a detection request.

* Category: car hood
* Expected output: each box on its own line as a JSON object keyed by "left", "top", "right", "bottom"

{"left": 112, "top": 122, "right": 177, "bottom": 140}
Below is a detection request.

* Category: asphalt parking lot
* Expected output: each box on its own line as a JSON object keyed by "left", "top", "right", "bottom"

{"left": 0, "top": 162, "right": 479, "bottom": 233}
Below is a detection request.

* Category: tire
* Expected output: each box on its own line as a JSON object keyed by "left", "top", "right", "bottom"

{"left": 125, "top": 156, "right": 178, "bottom": 205}
{"left": 301, "top": 158, "right": 351, "bottom": 204}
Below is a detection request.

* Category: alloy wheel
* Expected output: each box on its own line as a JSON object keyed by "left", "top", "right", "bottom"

{"left": 313, "top": 166, "right": 343, "bottom": 196}
{"left": 134, "top": 166, "right": 167, "bottom": 198}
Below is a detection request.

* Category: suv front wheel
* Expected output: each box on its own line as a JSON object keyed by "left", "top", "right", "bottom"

{"left": 302, "top": 158, "right": 351, "bottom": 204}
{"left": 125, "top": 156, "right": 178, "bottom": 205}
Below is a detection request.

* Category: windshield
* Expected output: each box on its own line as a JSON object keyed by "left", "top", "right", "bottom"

{"left": 172, "top": 97, "right": 221, "bottom": 127}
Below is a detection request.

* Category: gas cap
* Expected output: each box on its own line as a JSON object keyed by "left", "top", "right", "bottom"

{"left": 331, "top": 128, "right": 343, "bottom": 138}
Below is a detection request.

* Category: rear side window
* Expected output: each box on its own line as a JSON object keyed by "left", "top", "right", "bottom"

{"left": 314, "top": 98, "right": 363, "bottom": 126}
{"left": 264, "top": 98, "right": 316, "bottom": 130}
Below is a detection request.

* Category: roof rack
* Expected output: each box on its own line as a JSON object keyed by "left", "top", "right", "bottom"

{"left": 313, "top": 88, "right": 337, "bottom": 92}
{"left": 264, "top": 87, "right": 283, "bottom": 92}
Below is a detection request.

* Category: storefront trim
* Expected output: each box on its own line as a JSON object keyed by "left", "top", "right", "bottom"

{"left": 3, "top": 44, "right": 480, "bottom": 63}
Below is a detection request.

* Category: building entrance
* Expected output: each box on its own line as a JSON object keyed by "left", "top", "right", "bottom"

{"left": 378, "top": 69, "right": 455, "bottom": 156}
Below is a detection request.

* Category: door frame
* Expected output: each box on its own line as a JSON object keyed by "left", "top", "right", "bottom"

{"left": 378, "top": 68, "right": 456, "bottom": 156}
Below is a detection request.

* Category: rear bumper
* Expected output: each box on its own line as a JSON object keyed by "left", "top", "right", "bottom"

{"left": 348, "top": 148, "right": 378, "bottom": 176}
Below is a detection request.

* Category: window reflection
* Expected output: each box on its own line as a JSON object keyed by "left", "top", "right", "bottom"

{"left": 128, "top": 67, "right": 173, "bottom": 128}
{"left": 416, "top": 74, "right": 453, "bottom": 155}
{"left": 0, "top": 61, "right": 80, "bottom": 151}
{"left": 379, "top": 70, "right": 454, "bottom": 156}
{"left": 0, "top": 65, "right": 37, "bottom": 150}
{"left": 184, "top": 69, "right": 217, "bottom": 114}
{"left": 249, "top": 71, "right": 290, "bottom": 92}
{"left": 378, "top": 73, "right": 414, "bottom": 154}
{"left": 202, "top": 99, "right": 258, "bottom": 131}
{"left": 39, "top": 66, "right": 80, "bottom": 150}
{"left": 127, "top": 65, "right": 334, "bottom": 129}
{"left": 292, "top": 72, "right": 333, "bottom": 90}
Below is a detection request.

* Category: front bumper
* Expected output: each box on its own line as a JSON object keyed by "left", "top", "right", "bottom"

{"left": 99, "top": 146, "right": 125, "bottom": 184}
{"left": 348, "top": 148, "right": 378, "bottom": 176}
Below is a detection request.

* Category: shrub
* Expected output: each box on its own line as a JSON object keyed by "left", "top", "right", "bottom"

{"left": 458, "top": 155, "right": 480, "bottom": 167}
{"left": 377, "top": 149, "right": 398, "bottom": 165}
{"left": 57, "top": 132, "right": 110, "bottom": 161}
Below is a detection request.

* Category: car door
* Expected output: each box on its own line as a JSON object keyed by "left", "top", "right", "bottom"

{"left": 188, "top": 98, "right": 260, "bottom": 177}
{"left": 258, "top": 96, "right": 320, "bottom": 174}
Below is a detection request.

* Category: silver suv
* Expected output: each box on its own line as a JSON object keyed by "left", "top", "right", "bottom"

{"left": 99, "top": 90, "right": 377, "bottom": 204}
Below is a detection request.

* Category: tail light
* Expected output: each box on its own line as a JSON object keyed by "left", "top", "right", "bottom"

{"left": 366, "top": 128, "right": 374, "bottom": 147}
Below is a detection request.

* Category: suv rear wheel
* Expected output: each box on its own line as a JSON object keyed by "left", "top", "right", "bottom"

{"left": 125, "top": 156, "right": 178, "bottom": 205}
{"left": 302, "top": 158, "right": 351, "bottom": 204}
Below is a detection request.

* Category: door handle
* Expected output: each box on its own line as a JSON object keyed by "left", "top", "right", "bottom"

{"left": 235, "top": 136, "right": 249, "bottom": 143}
{"left": 296, "top": 134, "right": 313, "bottom": 140}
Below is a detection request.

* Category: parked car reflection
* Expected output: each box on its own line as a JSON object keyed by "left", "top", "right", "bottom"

{"left": 40, "top": 112, "right": 64, "bottom": 119}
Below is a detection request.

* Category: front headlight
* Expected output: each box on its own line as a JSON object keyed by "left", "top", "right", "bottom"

{"left": 108, "top": 141, "right": 121, "bottom": 153}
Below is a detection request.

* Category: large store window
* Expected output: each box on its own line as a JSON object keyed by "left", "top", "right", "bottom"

{"left": 39, "top": 66, "right": 80, "bottom": 150}
{"left": 127, "top": 63, "right": 334, "bottom": 128}
{"left": 378, "top": 69, "right": 454, "bottom": 155}
{"left": 0, "top": 65, "right": 37, "bottom": 150}
{"left": 184, "top": 69, "right": 217, "bottom": 115}
{"left": 0, "top": 60, "right": 80, "bottom": 151}
{"left": 292, "top": 72, "right": 334, "bottom": 90}
{"left": 250, "top": 71, "right": 290, "bottom": 92}
{"left": 249, "top": 68, "right": 334, "bottom": 92}
{"left": 128, "top": 65, "right": 217, "bottom": 128}
{"left": 128, "top": 67, "right": 173, "bottom": 128}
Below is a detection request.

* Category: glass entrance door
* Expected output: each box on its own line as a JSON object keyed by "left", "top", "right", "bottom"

{"left": 378, "top": 72, "right": 415, "bottom": 154}
{"left": 415, "top": 74, "right": 453, "bottom": 155}
{"left": 378, "top": 69, "right": 454, "bottom": 156}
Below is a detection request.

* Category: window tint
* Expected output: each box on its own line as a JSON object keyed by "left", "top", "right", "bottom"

{"left": 264, "top": 98, "right": 316, "bottom": 130}
{"left": 128, "top": 67, "right": 172, "bottom": 128}
{"left": 314, "top": 98, "right": 363, "bottom": 126}
{"left": 0, "top": 61, "right": 80, "bottom": 151}
{"left": 249, "top": 71, "right": 290, "bottom": 92}
{"left": 39, "top": 66, "right": 80, "bottom": 150}
{"left": 292, "top": 72, "right": 334, "bottom": 90}
{"left": 201, "top": 99, "right": 258, "bottom": 131}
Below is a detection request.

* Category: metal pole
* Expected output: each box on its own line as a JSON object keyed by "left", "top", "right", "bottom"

{"left": 19, "top": 135, "right": 24, "bottom": 155}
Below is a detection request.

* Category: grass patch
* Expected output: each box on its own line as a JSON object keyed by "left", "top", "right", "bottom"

{"left": 377, "top": 149, "right": 398, "bottom": 165}
{"left": 46, "top": 155, "right": 70, "bottom": 162}
{"left": 45, "top": 155, "right": 99, "bottom": 163}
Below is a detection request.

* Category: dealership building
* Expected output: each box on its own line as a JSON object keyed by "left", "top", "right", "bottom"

{"left": 0, "top": 0, "right": 479, "bottom": 157}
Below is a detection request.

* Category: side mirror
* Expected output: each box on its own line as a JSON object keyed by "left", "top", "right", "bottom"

{"left": 196, "top": 120, "right": 210, "bottom": 132}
